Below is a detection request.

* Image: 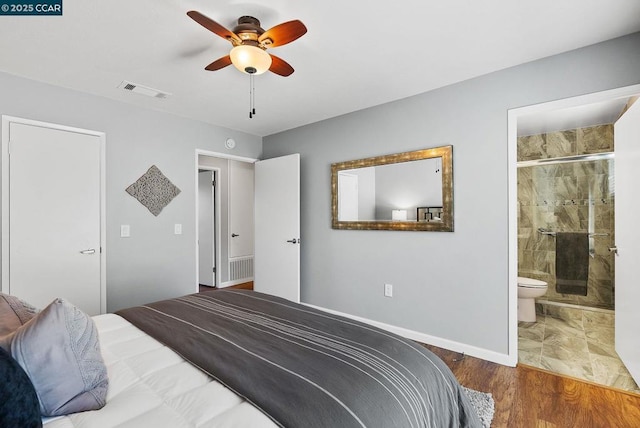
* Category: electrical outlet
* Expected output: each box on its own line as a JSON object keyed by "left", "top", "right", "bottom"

{"left": 384, "top": 283, "right": 393, "bottom": 297}
{"left": 120, "top": 225, "right": 130, "bottom": 238}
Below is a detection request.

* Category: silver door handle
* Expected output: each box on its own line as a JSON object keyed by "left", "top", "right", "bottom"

{"left": 608, "top": 247, "right": 618, "bottom": 255}
{"left": 80, "top": 249, "right": 96, "bottom": 255}
{"left": 231, "top": 233, "right": 239, "bottom": 237}
{"left": 286, "top": 238, "right": 299, "bottom": 244}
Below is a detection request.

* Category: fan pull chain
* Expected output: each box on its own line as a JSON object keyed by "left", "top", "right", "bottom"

{"left": 252, "top": 74, "right": 256, "bottom": 117}
{"left": 248, "top": 74, "right": 256, "bottom": 119}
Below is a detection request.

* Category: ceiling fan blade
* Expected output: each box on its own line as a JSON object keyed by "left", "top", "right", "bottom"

{"left": 205, "top": 55, "right": 232, "bottom": 71}
{"left": 259, "top": 20, "right": 307, "bottom": 47}
{"left": 269, "top": 54, "right": 295, "bottom": 76}
{"left": 187, "top": 11, "right": 241, "bottom": 44}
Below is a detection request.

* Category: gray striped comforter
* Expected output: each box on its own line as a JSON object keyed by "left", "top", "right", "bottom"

{"left": 117, "top": 290, "right": 481, "bottom": 428}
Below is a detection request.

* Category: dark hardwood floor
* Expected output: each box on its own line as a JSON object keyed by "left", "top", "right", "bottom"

{"left": 424, "top": 344, "right": 640, "bottom": 427}
{"left": 199, "top": 281, "right": 253, "bottom": 293}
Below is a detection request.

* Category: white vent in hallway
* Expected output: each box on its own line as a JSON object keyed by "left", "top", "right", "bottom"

{"left": 118, "top": 80, "right": 171, "bottom": 99}
{"left": 230, "top": 256, "right": 254, "bottom": 281}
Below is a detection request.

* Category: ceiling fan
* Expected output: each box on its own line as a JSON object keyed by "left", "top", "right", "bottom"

{"left": 187, "top": 11, "right": 307, "bottom": 77}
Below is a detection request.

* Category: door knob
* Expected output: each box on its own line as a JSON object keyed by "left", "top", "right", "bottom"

{"left": 286, "top": 238, "right": 299, "bottom": 244}
{"left": 79, "top": 249, "right": 96, "bottom": 255}
{"left": 231, "top": 233, "right": 239, "bottom": 237}
{"left": 608, "top": 247, "right": 618, "bottom": 255}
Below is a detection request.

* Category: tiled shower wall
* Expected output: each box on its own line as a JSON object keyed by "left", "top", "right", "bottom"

{"left": 517, "top": 125, "right": 615, "bottom": 309}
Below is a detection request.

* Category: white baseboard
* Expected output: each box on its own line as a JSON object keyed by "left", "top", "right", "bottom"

{"left": 302, "top": 303, "right": 515, "bottom": 367}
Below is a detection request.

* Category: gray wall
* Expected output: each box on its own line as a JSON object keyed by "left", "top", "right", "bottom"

{"left": 0, "top": 71, "right": 262, "bottom": 312}
{"left": 263, "top": 33, "right": 640, "bottom": 355}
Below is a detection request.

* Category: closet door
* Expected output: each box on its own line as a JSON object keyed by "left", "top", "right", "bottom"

{"left": 3, "top": 118, "right": 105, "bottom": 315}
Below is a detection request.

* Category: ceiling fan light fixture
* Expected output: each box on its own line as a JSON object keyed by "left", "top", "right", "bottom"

{"left": 230, "top": 45, "right": 272, "bottom": 75}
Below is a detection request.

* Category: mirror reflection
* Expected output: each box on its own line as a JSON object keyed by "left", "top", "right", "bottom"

{"left": 337, "top": 157, "right": 442, "bottom": 221}
{"left": 331, "top": 145, "right": 454, "bottom": 231}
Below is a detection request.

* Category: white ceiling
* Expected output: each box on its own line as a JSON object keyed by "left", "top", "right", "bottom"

{"left": 517, "top": 97, "right": 631, "bottom": 136}
{"left": 1, "top": 0, "right": 639, "bottom": 137}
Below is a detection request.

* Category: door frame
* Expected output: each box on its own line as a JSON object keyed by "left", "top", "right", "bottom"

{"left": 198, "top": 168, "right": 218, "bottom": 287}
{"left": 194, "top": 149, "right": 257, "bottom": 292}
{"left": 1, "top": 115, "right": 107, "bottom": 313}
{"left": 506, "top": 84, "right": 640, "bottom": 366}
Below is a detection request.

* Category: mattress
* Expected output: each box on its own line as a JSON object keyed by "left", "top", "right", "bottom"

{"left": 44, "top": 314, "right": 276, "bottom": 428}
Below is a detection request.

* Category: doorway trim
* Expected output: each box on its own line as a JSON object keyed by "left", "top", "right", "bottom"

{"left": 507, "top": 84, "right": 640, "bottom": 366}
{"left": 198, "top": 167, "right": 220, "bottom": 288}
{"left": 2, "top": 115, "right": 107, "bottom": 313}
{"left": 194, "top": 149, "right": 257, "bottom": 292}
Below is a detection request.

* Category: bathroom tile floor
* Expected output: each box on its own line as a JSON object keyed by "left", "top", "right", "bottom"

{"left": 518, "top": 305, "right": 640, "bottom": 393}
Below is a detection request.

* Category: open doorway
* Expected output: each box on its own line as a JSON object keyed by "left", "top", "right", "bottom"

{"left": 196, "top": 151, "right": 257, "bottom": 291}
{"left": 195, "top": 151, "right": 301, "bottom": 300}
{"left": 508, "top": 85, "right": 640, "bottom": 393}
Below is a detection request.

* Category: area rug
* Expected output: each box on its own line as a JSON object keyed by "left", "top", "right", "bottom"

{"left": 463, "top": 386, "right": 495, "bottom": 428}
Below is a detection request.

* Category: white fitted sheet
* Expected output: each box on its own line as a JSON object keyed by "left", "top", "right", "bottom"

{"left": 44, "top": 314, "right": 277, "bottom": 428}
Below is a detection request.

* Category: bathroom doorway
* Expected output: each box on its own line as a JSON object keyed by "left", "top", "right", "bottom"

{"left": 508, "top": 85, "right": 640, "bottom": 393}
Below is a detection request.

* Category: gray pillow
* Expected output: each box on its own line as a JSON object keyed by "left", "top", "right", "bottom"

{"left": 0, "top": 298, "right": 108, "bottom": 417}
{"left": 0, "top": 293, "right": 39, "bottom": 336}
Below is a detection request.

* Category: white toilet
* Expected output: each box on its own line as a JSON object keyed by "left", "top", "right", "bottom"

{"left": 517, "top": 277, "right": 548, "bottom": 322}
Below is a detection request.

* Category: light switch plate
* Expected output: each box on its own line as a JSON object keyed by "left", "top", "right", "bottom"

{"left": 174, "top": 224, "right": 182, "bottom": 235}
{"left": 120, "top": 225, "right": 130, "bottom": 238}
{"left": 384, "top": 283, "right": 393, "bottom": 297}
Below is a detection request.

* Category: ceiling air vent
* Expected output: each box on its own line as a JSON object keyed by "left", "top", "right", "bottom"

{"left": 118, "top": 81, "right": 171, "bottom": 99}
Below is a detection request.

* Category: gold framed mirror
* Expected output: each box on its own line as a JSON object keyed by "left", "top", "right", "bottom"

{"left": 331, "top": 145, "right": 453, "bottom": 231}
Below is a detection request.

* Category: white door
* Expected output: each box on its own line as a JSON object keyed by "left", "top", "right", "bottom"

{"left": 229, "top": 160, "right": 254, "bottom": 258}
{"left": 338, "top": 172, "right": 358, "bottom": 221}
{"left": 198, "top": 171, "right": 214, "bottom": 287}
{"left": 2, "top": 118, "right": 104, "bottom": 315}
{"left": 614, "top": 99, "right": 640, "bottom": 384}
{"left": 254, "top": 154, "right": 300, "bottom": 302}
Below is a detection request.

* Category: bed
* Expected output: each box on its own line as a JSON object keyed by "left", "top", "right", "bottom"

{"left": 4, "top": 290, "right": 486, "bottom": 427}
{"left": 42, "top": 310, "right": 273, "bottom": 428}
